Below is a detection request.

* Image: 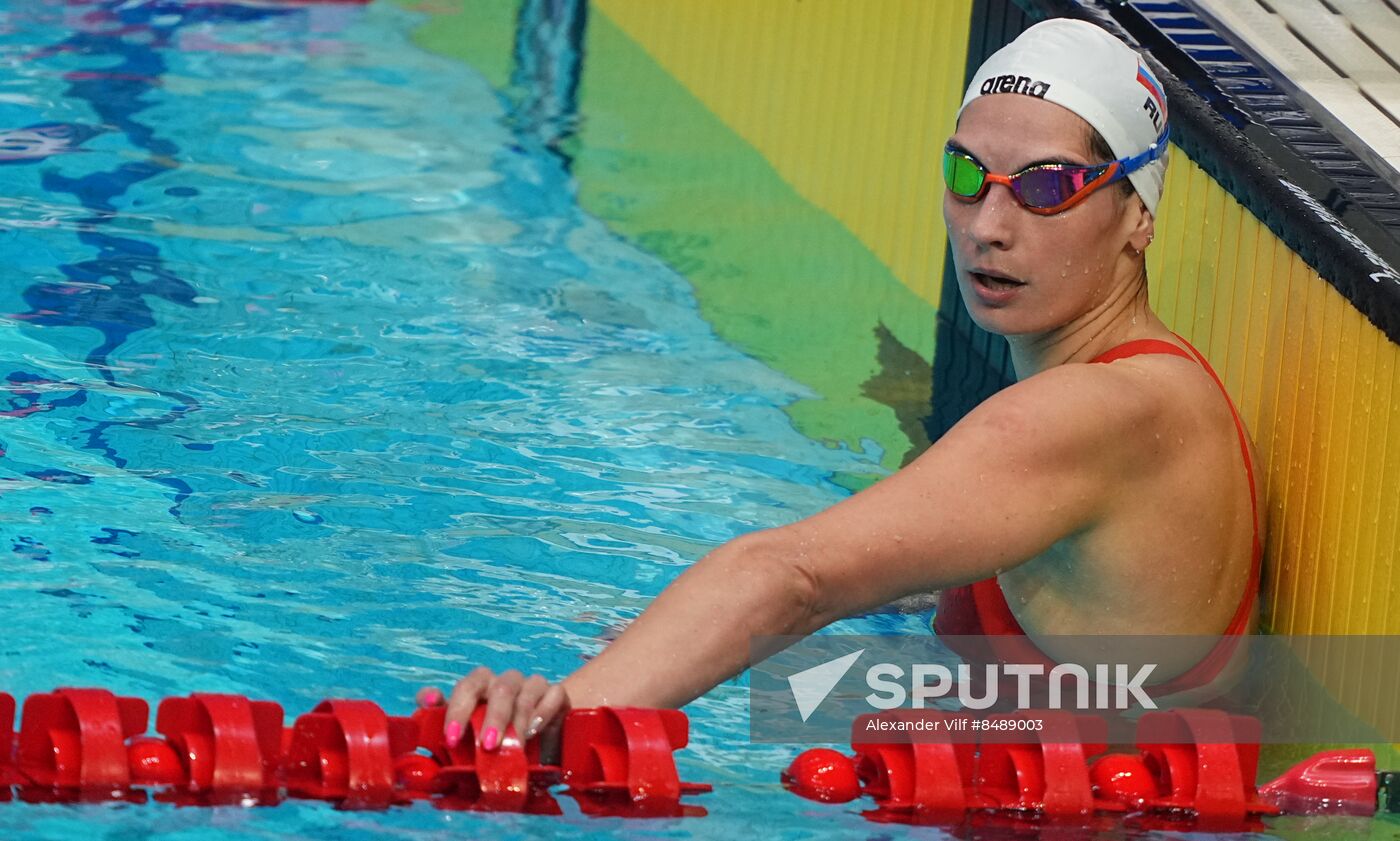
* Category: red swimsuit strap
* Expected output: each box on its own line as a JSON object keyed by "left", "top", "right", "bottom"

{"left": 1087, "top": 335, "right": 1264, "bottom": 693}
{"left": 1087, "top": 338, "right": 1191, "bottom": 365}
{"left": 1089, "top": 336, "right": 1262, "bottom": 630}
{"left": 1166, "top": 335, "right": 1263, "bottom": 633}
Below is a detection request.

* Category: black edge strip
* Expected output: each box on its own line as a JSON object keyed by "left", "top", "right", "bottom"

{"left": 1014, "top": 0, "right": 1400, "bottom": 345}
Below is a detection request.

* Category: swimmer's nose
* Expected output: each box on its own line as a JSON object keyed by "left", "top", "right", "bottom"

{"left": 963, "top": 184, "right": 1018, "bottom": 253}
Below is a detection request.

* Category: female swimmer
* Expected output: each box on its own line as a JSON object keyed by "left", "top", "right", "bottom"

{"left": 417, "top": 18, "right": 1263, "bottom": 754}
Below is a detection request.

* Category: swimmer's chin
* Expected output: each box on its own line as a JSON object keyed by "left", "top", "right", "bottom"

{"left": 959, "top": 297, "right": 1039, "bottom": 336}
{"left": 968, "top": 322, "right": 1041, "bottom": 340}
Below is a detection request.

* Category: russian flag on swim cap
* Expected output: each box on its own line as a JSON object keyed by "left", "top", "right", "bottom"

{"left": 1136, "top": 60, "right": 1166, "bottom": 117}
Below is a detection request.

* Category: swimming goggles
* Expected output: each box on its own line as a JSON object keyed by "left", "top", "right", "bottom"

{"left": 942, "top": 127, "right": 1169, "bottom": 215}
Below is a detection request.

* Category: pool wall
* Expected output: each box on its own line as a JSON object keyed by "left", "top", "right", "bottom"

{"left": 399, "top": 0, "right": 1400, "bottom": 645}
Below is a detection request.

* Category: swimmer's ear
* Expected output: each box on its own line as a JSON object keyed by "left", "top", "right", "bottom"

{"left": 1125, "top": 196, "right": 1155, "bottom": 256}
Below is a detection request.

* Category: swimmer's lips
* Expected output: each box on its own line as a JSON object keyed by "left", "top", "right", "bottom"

{"left": 968, "top": 268, "right": 1027, "bottom": 305}
{"left": 969, "top": 268, "right": 1027, "bottom": 287}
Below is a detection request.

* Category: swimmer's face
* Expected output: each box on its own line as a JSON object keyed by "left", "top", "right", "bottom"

{"left": 944, "top": 94, "right": 1152, "bottom": 337}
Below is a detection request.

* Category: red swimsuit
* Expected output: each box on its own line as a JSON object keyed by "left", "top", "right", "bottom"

{"left": 932, "top": 336, "right": 1262, "bottom": 694}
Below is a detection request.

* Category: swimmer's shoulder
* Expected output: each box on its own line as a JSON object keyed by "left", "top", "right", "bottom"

{"left": 957, "top": 352, "right": 1194, "bottom": 476}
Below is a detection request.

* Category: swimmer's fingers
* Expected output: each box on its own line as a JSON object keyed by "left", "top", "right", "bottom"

{"left": 438, "top": 669, "right": 567, "bottom": 752}
{"left": 534, "top": 685, "right": 571, "bottom": 764}
{"left": 535, "top": 683, "right": 570, "bottom": 737}
{"left": 512, "top": 675, "right": 568, "bottom": 745}
{"left": 415, "top": 685, "right": 446, "bottom": 709}
{"left": 442, "top": 666, "right": 496, "bottom": 746}
{"left": 477, "top": 669, "right": 527, "bottom": 751}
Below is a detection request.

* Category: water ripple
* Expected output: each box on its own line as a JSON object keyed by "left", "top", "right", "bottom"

{"left": 0, "top": 2, "right": 922, "bottom": 838}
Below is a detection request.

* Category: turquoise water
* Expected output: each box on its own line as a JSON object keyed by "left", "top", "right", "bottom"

{"left": 0, "top": 1, "right": 1386, "bottom": 839}
{"left": 0, "top": 0, "right": 941, "bottom": 837}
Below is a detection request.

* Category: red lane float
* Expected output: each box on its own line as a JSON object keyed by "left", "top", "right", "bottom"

{"left": 560, "top": 707, "right": 712, "bottom": 817}
{"left": 1258, "top": 749, "right": 1380, "bottom": 817}
{"left": 783, "top": 708, "right": 1382, "bottom": 830}
{"left": 0, "top": 693, "right": 17, "bottom": 798}
{"left": 18, "top": 688, "right": 148, "bottom": 800}
{"left": 1132, "top": 708, "right": 1271, "bottom": 826}
{"left": 156, "top": 693, "right": 285, "bottom": 803}
{"left": 850, "top": 711, "right": 978, "bottom": 820}
{"left": 415, "top": 704, "right": 561, "bottom": 814}
{"left": 0, "top": 687, "right": 708, "bottom": 817}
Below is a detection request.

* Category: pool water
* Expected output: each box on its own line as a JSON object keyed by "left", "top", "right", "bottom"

{"left": 0, "top": 0, "right": 937, "bottom": 837}
{"left": 0, "top": 1, "right": 1388, "bottom": 839}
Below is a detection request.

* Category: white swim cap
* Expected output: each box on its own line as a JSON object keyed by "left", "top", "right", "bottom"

{"left": 960, "top": 18, "right": 1170, "bottom": 214}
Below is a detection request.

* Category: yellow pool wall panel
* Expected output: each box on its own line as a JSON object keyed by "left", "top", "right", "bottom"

{"left": 591, "top": 0, "right": 972, "bottom": 311}
{"left": 1149, "top": 151, "right": 1400, "bottom": 637}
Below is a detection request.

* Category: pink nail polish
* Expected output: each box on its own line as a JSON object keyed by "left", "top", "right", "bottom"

{"left": 423, "top": 689, "right": 442, "bottom": 707}
{"left": 444, "top": 720, "right": 461, "bottom": 747}
{"left": 481, "top": 727, "right": 499, "bottom": 751}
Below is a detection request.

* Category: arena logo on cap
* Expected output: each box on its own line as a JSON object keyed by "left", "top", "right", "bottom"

{"left": 980, "top": 74, "right": 1051, "bottom": 98}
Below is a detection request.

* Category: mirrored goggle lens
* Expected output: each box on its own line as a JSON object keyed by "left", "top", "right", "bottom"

{"left": 1014, "top": 165, "right": 1110, "bottom": 209}
{"left": 943, "top": 151, "right": 986, "bottom": 197}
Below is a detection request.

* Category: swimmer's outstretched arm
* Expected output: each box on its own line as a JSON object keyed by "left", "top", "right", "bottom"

{"left": 423, "top": 364, "right": 1162, "bottom": 751}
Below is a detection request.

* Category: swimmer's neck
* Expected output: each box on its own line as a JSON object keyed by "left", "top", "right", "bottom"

{"left": 1004, "top": 275, "right": 1167, "bottom": 380}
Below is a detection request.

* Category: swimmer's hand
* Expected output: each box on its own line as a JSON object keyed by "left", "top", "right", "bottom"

{"left": 416, "top": 667, "right": 570, "bottom": 758}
